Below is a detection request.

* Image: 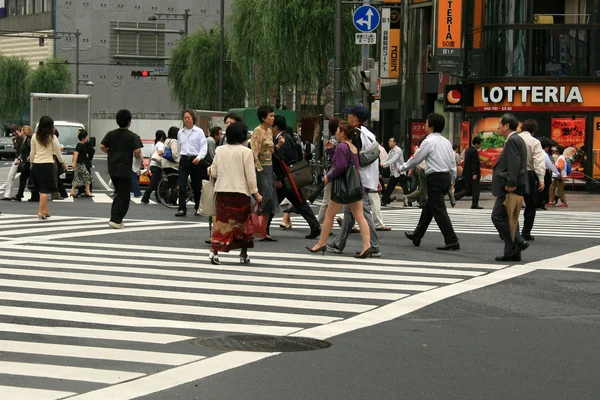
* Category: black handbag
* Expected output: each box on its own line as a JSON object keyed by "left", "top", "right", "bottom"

{"left": 331, "top": 144, "right": 363, "bottom": 204}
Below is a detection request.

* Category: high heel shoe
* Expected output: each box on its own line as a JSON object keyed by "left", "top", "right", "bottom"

{"left": 44, "top": 213, "right": 51, "bottom": 218}
{"left": 306, "top": 245, "right": 327, "bottom": 255}
{"left": 279, "top": 223, "right": 292, "bottom": 230}
{"left": 355, "top": 247, "right": 374, "bottom": 259}
{"left": 209, "top": 251, "right": 220, "bottom": 265}
{"left": 37, "top": 213, "right": 48, "bottom": 221}
{"left": 239, "top": 255, "right": 251, "bottom": 264}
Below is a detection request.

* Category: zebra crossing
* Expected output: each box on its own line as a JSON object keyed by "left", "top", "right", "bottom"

{"left": 0, "top": 213, "right": 508, "bottom": 398}
{"left": 275, "top": 207, "right": 600, "bottom": 239}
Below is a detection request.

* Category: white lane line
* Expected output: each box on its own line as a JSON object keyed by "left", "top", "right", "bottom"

{"left": 89, "top": 192, "right": 113, "bottom": 203}
{"left": 0, "top": 323, "right": 193, "bottom": 344}
{"left": 15, "top": 243, "right": 486, "bottom": 277}
{"left": 525, "top": 245, "right": 600, "bottom": 270}
{"left": 0, "top": 278, "right": 376, "bottom": 313}
{"left": 0, "top": 306, "right": 302, "bottom": 336}
{"left": 42, "top": 240, "right": 506, "bottom": 270}
{"left": 1, "top": 220, "right": 171, "bottom": 236}
{"left": 1, "top": 218, "right": 105, "bottom": 230}
{"left": 0, "top": 251, "right": 436, "bottom": 291}
{"left": 95, "top": 171, "right": 112, "bottom": 190}
{"left": 0, "top": 265, "right": 405, "bottom": 300}
{"left": 0, "top": 291, "right": 342, "bottom": 325}
{"left": 0, "top": 385, "right": 76, "bottom": 400}
{"left": 0, "top": 361, "right": 145, "bottom": 384}
{"left": 0, "top": 340, "right": 203, "bottom": 365}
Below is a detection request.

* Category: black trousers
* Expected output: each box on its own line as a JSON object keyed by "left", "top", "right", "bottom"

{"left": 142, "top": 166, "right": 162, "bottom": 201}
{"left": 454, "top": 176, "right": 481, "bottom": 206}
{"left": 522, "top": 171, "right": 538, "bottom": 236}
{"left": 178, "top": 156, "right": 206, "bottom": 211}
{"left": 414, "top": 172, "right": 458, "bottom": 244}
{"left": 15, "top": 165, "right": 30, "bottom": 198}
{"left": 54, "top": 160, "right": 67, "bottom": 197}
{"left": 110, "top": 176, "right": 131, "bottom": 224}
{"left": 279, "top": 189, "right": 320, "bottom": 232}
{"left": 382, "top": 175, "right": 408, "bottom": 204}
{"left": 541, "top": 170, "right": 552, "bottom": 205}
{"left": 492, "top": 195, "right": 525, "bottom": 256}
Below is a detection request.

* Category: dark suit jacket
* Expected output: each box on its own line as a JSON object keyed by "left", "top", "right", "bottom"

{"left": 492, "top": 132, "right": 528, "bottom": 197}
{"left": 463, "top": 146, "right": 481, "bottom": 179}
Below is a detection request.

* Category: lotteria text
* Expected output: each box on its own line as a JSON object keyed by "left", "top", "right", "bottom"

{"left": 481, "top": 86, "right": 584, "bottom": 104}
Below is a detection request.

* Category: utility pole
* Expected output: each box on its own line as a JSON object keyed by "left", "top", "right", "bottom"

{"left": 75, "top": 28, "right": 80, "bottom": 94}
{"left": 398, "top": 0, "right": 409, "bottom": 146}
{"left": 218, "top": 0, "right": 225, "bottom": 111}
{"left": 184, "top": 9, "right": 190, "bottom": 37}
{"left": 333, "top": 0, "right": 342, "bottom": 117}
{"left": 361, "top": 0, "right": 371, "bottom": 106}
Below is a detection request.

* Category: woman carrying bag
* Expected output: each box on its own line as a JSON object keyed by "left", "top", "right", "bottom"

{"left": 141, "top": 130, "right": 166, "bottom": 204}
{"left": 307, "top": 121, "right": 373, "bottom": 259}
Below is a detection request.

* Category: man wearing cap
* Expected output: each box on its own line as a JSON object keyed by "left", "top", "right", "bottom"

{"left": 328, "top": 104, "right": 381, "bottom": 257}
{"left": 399, "top": 113, "right": 459, "bottom": 250}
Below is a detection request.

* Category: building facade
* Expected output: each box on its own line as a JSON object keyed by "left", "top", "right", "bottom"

{"left": 0, "top": 0, "right": 231, "bottom": 119}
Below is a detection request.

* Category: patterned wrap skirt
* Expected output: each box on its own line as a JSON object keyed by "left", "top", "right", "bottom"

{"left": 72, "top": 163, "right": 93, "bottom": 187}
{"left": 211, "top": 193, "right": 254, "bottom": 252}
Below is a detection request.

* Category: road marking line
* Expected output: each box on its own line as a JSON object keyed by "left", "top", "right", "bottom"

{"left": 0, "top": 291, "right": 342, "bottom": 324}
{"left": 0, "top": 265, "right": 405, "bottom": 300}
{"left": 95, "top": 170, "right": 112, "bottom": 190}
{"left": 90, "top": 192, "right": 113, "bottom": 203}
{"left": 0, "top": 306, "right": 302, "bottom": 336}
{"left": 0, "top": 278, "right": 376, "bottom": 313}
{"left": 0, "top": 385, "right": 76, "bottom": 400}
{"left": 525, "top": 245, "right": 600, "bottom": 270}
{"left": 0, "top": 219, "right": 171, "bottom": 236}
{"left": 0, "top": 322, "right": 193, "bottom": 344}
{"left": 0, "top": 340, "right": 204, "bottom": 365}
{"left": 0, "top": 361, "right": 145, "bottom": 384}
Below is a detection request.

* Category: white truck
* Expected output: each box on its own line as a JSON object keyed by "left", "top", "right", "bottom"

{"left": 30, "top": 93, "right": 93, "bottom": 183}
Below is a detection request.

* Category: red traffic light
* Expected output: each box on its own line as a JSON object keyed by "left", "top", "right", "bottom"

{"left": 131, "top": 70, "right": 151, "bottom": 77}
{"left": 141, "top": 70, "right": 149, "bottom": 77}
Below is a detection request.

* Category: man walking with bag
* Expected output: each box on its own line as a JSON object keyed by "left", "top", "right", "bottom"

{"left": 454, "top": 136, "right": 483, "bottom": 209}
{"left": 400, "top": 113, "right": 460, "bottom": 250}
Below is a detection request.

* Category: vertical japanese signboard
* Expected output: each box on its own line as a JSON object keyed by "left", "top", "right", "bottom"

{"left": 410, "top": 120, "right": 428, "bottom": 154}
{"left": 389, "top": 9, "right": 401, "bottom": 79}
{"left": 435, "top": 0, "right": 463, "bottom": 73}
{"left": 380, "top": 8, "right": 391, "bottom": 78}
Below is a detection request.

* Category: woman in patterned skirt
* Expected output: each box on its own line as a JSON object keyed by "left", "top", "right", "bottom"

{"left": 70, "top": 129, "right": 94, "bottom": 198}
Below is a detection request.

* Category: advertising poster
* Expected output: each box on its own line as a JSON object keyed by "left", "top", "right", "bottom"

{"left": 459, "top": 121, "right": 471, "bottom": 152}
{"left": 472, "top": 117, "right": 521, "bottom": 183}
{"left": 435, "top": 0, "right": 463, "bottom": 73}
{"left": 551, "top": 118, "right": 586, "bottom": 177}
{"left": 409, "top": 120, "right": 427, "bottom": 154}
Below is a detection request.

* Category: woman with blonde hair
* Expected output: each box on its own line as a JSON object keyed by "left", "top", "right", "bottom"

{"left": 30, "top": 116, "right": 67, "bottom": 219}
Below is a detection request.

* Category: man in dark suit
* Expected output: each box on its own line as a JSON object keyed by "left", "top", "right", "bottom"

{"left": 491, "top": 114, "right": 530, "bottom": 262}
{"left": 454, "top": 136, "right": 483, "bottom": 209}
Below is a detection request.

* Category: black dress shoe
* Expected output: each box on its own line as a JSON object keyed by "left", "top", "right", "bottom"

{"left": 522, "top": 234, "right": 535, "bottom": 241}
{"left": 437, "top": 242, "right": 460, "bottom": 251}
{"left": 175, "top": 210, "right": 187, "bottom": 217}
{"left": 495, "top": 252, "right": 522, "bottom": 262}
{"left": 404, "top": 231, "right": 421, "bottom": 247}
{"left": 10, "top": 197, "right": 21, "bottom": 202}
{"left": 471, "top": 205, "right": 483, "bottom": 209}
{"left": 1, "top": 197, "right": 11, "bottom": 201}
{"left": 517, "top": 241, "right": 530, "bottom": 252}
{"left": 305, "top": 229, "right": 321, "bottom": 239}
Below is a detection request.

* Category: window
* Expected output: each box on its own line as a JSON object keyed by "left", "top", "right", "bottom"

{"left": 43, "top": 0, "right": 51, "bottom": 13}
{"left": 34, "top": 0, "right": 42, "bottom": 13}
{"left": 16, "top": 0, "right": 25, "bottom": 15}
{"left": 110, "top": 21, "right": 167, "bottom": 67}
{"left": 5, "top": 0, "right": 50, "bottom": 15}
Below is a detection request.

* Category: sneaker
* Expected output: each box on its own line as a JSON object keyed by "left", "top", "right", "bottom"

{"left": 558, "top": 203, "right": 569, "bottom": 208}
{"left": 545, "top": 202, "right": 555, "bottom": 207}
{"left": 327, "top": 244, "right": 343, "bottom": 254}
{"left": 108, "top": 221, "right": 124, "bottom": 229}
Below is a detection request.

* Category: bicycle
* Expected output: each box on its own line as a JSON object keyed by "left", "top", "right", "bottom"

{"left": 156, "top": 171, "right": 193, "bottom": 209}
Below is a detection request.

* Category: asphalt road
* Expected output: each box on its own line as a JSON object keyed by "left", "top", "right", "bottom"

{"left": 0, "top": 159, "right": 599, "bottom": 399}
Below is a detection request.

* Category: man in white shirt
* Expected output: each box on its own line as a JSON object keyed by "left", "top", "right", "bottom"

{"left": 176, "top": 109, "right": 208, "bottom": 217}
{"left": 328, "top": 104, "right": 381, "bottom": 256}
{"left": 539, "top": 140, "right": 559, "bottom": 209}
{"left": 380, "top": 137, "right": 407, "bottom": 206}
{"left": 518, "top": 119, "right": 546, "bottom": 241}
{"left": 399, "top": 113, "right": 460, "bottom": 251}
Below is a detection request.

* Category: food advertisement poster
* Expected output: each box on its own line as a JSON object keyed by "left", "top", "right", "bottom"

{"left": 409, "top": 120, "right": 427, "bottom": 154}
{"left": 459, "top": 121, "right": 471, "bottom": 151}
{"left": 551, "top": 118, "right": 586, "bottom": 177}
{"left": 472, "top": 117, "right": 521, "bottom": 182}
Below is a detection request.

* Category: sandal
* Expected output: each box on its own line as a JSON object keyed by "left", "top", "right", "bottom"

{"left": 209, "top": 251, "right": 220, "bottom": 265}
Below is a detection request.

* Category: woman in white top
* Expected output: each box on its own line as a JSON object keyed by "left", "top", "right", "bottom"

{"left": 209, "top": 122, "right": 263, "bottom": 265}
{"left": 141, "top": 130, "right": 166, "bottom": 204}
{"left": 30, "top": 116, "right": 67, "bottom": 220}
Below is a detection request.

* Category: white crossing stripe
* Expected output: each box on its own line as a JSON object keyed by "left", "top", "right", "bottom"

{"left": 89, "top": 192, "right": 113, "bottom": 203}
{"left": 0, "top": 361, "right": 145, "bottom": 384}
{"left": 0, "top": 385, "right": 76, "bottom": 400}
{"left": 0, "top": 340, "right": 204, "bottom": 365}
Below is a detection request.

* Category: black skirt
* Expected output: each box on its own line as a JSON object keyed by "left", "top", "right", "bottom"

{"left": 32, "top": 163, "right": 58, "bottom": 194}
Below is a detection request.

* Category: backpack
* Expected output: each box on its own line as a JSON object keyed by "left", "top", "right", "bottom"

{"left": 565, "top": 159, "right": 572, "bottom": 175}
{"left": 162, "top": 139, "right": 175, "bottom": 162}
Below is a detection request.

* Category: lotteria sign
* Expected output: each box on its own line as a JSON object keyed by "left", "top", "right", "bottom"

{"left": 468, "top": 83, "right": 600, "bottom": 112}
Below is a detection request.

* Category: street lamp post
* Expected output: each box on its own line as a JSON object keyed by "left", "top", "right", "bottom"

{"left": 218, "top": 0, "right": 225, "bottom": 111}
{"left": 148, "top": 9, "right": 191, "bottom": 37}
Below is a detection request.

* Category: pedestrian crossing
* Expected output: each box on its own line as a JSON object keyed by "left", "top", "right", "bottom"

{"left": 275, "top": 207, "right": 600, "bottom": 239}
{"left": 0, "top": 213, "right": 507, "bottom": 398}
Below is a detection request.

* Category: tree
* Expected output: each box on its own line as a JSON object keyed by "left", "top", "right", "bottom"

{"left": 27, "top": 57, "right": 72, "bottom": 94}
{"left": 168, "top": 31, "right": 246, "bottom": 110}
{"left": 229, "top": 0, "right": 361, "bottom": 110}
{"left": 0, "top": 56, "right": 30, "bottom": 123}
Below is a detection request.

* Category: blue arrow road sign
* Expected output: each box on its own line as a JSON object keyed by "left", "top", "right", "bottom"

{"left": 353, "top": 5, "right": 380, "bottom": 33}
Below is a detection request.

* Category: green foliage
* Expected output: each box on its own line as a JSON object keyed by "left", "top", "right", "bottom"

{"left": 168, "top": 31, "right": 246, "bottom": 111}
{"left": 229, "top": 0, "right": 360, "bottom": 109}
{"left": 27, "top": 58, "right": 72, "bottom": 94}
{"left": 0, "top": 56, "right": 30, "bottom": 122}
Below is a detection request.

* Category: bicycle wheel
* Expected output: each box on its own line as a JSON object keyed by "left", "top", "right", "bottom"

{"left": 157, "top": 172, "right": 181, "bottom": 209}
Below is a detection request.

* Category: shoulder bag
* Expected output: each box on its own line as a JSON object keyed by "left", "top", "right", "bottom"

{"left": 199, "top": 177, "right": 217, "bottom": 216}
{"left": 359, "top": 133, "right": 380, "bottom": 167}
{"left": 331, "top": 144, "right": 363, "bottom": 204}
{"left": 287, "top": 159, "right": 313, "bottom": 189}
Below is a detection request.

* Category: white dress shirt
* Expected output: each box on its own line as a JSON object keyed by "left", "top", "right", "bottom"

{"left": 358, "top": 125, "right": 380, "bottom": 191}
{"left": 399, "top": 133, "right": 457, "bottom": 181}
{"left": 381, "top": 146, "right": 405, "bottom": 178}
{"left": 178, "top": 125, "right": 207, "bottom": 160}
{"left": 543, "top": 151, "right": 559, "bottom": 178}
{"left": 518, "top": 131, "right": 546, "bottom": 182}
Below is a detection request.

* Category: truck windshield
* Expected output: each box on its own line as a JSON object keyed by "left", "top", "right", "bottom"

{"left": 55, "top": 126, "right": 83, "bottom": 149}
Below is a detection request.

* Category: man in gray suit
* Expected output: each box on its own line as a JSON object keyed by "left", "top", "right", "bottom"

{"left": 491, "top": 114, "right": 530, "bottom": 262}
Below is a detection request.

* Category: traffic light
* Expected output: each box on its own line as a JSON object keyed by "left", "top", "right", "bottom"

{"left": 131, "top": 70, "right": 151, "bottom": 78}
{"left": 360, "top": 68, "right": 378, "bottom": 94}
